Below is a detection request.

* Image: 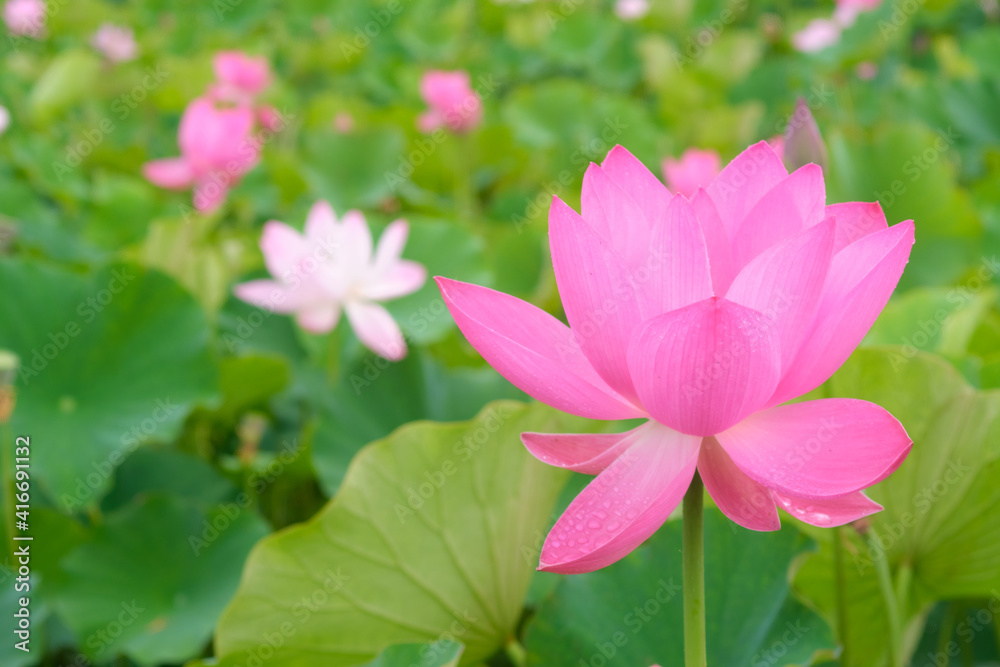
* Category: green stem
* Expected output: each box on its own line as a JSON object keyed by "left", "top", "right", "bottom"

{"left": 683, "top": 473, "right": 706, "bottom": 667}
{"left": 453, "top": 135, "right": 476, "bottom": 224}
{"left": 832, "top": 526, "right": 851, "bottom": 666}
{"left": 869, "top": 528, "right": 902, "bottom": 667}
{"left": 894, "top": 561, "right": 912, "bottom": 625}
{"left": 504, "top": 638, "right": 527, "bottom": 667}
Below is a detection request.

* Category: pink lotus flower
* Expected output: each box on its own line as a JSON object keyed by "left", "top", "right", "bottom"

{"left": 417, "top": 70, "right": 482, "bottom": 134}
{"left": 91, "top": 23, "right": 137, "bottom": 63}
{"left": 3, "top": 0, "right": 44, "bottom": 38}
{"left": 142, "top": 96, "right": 260, "bottom": 212}
{"left": 662, "top": 149, "right": 721, "bottom": 199}
{"left": 615, "top": 0, "right": 650, "bottom": 21}
{"left": 792, "top": 18, "right": 842, "bottom": 52}
{"left": 235, "top": 201, "right": 426, "bottom": 360}
{"left": 834, "top": 0, "right": 882, "bottom": 26}
{"left": 333, "top": 112, "right": 355, "bottom": 134}
{"left": 211, "top": 51, "right": 272, "bottom": 102}
{"left": 0, "top": 104, "right": 9, "bottom": 135}
{"left": 437, "top": 142, "right": 914, "bottom": 574}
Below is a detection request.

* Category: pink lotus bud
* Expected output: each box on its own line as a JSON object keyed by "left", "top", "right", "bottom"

{"left": 91, "top": 23, "right": 138, "bottom": 63}
{"left": 257, "top": 105, "right": 284, "bottom": 133}
{"left": 143, "top": 96, "right": 260, "bottom": 213}
{"left": 418, "top": 70, "right": 482, "bottom": 134}
{"left": 615, "top": 0, "right": 650, "bottom": 21}
{"left": 212, "top": 51, "right": 272, "bottom": 98}
{"left": 792, "top": 18, "right": 841, "bottom": 52}
{"left": 3, "top": 0, "right": 45, "bottom": 38}
{"left": 856, "top": 61, "right": 878, "bottom": 80}
{"left": 783, "top": 98, "right": 828, "bottom": 172}
{"left": 333, "top": 112, "right": 354, "bottom": 134}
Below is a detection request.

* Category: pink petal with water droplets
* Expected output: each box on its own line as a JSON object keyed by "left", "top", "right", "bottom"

{"left": 538, "top": 422, "right": 701, "bottom": 573}
{"left": 716, "top": 398, "right": 912, "bottom": 499}
{"left": 436, "top": 278, "right": 644, "bottom": 420}
{"left": 773, "top": 490, "right": 883, "bottom": 527}
{"left": 627, "top": 297, "right": 781, "bottom": 436}
{"left": 521, "top": 428, "right": 640, "bottom": 475}
{"left": 699, "top": 436, "right": 780, "bottom": 531}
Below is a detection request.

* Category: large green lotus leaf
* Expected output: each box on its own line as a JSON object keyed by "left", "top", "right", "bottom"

{"left": 28, "top": 49, "right": 102, "bottom": 122}
{"left": 213, "top": 401, "right": 592, "bottom": 666}
{"left": 792, "top": 532, "right": 927, "bottom": 667}
{"left": 0, "top": 260, "right": 217, "bottom": 507}
{"left": 99, "top": 447, "right": 237, "bottom": 513}
{"left": 794, "top": 348, "right": 1000, "bottom": 665}
{"left": 310, "top": 350, "right": 525, "bottom": 495}
{"left": 826, "top": 124, "right": 981, "bottom": 289}
{"left": 49, "top": 496, "right": 268, "bottom": 665}
{"left": 865, "top": 287, "right": 997, "bottom": 359}
{"left": 301, "top": 128, "right": 406, "bottom": 212}
{"left": 524, "top": 508, "right": 835, "bottom": 666}
{"left": 362, "top": 641, "right": 463, "bottom": 667}
{"left": 825, "top": 348, "right": 1000, "bottom": 594}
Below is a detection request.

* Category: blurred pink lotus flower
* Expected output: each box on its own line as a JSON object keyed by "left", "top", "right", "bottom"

{"left": 256, "top": 105, "right": 284, "bottom": 132}
{"left": 235, "top": 202, "right": 426, "bottom": 360}
{"left": 91, "top": 23, "right": 137, "bottom": 63}
{"left": 662, "top": 149, "right": 721, "bottom": 198}
{"left": 3, "top": 0, "right": 44, "bottom": 38}
{"left": 333, "top": 111, "right": 355, "bottom": 134}
{"left": 417, "top": 70, "right": 482, "bottom": 134}
{"left": 438, "top": 142, "right": 914, "bottom": 574}
{"left": 768, "top": 135, "right": 785, "bottom": 161}
{"left": 792, "top": 18, "right": 842, "bottom": 52}
{"left": 856, "top": 61, "right": 879, "bottom": 80}
{"left": 210, "top": 51, "right": 272, "bottom": 103}
{"left": 834, "top": 0, "right": 882, "bottom": 26}
{"left": 142, "top": 96, "right": 260, "bottom": 212}
{"left": 795, "top": 0, "right": 882, "bottom": 51}
{"left": 615, "top": 0, "right": 650, "bottom": 21}
{"left": 0, "top": 104, "right": 9, "bottom": 135}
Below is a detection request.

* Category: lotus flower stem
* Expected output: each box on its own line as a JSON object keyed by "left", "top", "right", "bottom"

{"left": 833, "top": 526, "right": 851, "bottom": 664}
{"left": 869, "top": 527, "right": 902, "bottom": 667}
{"left": 682, "top": 472, "right": 706, "bottom": 667}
